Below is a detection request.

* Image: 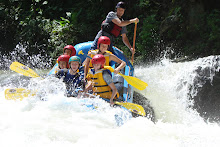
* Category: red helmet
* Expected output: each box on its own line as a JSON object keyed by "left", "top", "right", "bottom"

{"left": 63, "top": 45, "right": 76, "bottom": 56}
{"left": 58, "top": 55, "right": 70, "bottom": 68}
{"left": 97, "top": 36, "right": 110, "bottom": 49}
{"left": 91, "top": 54, "right": 105, "bottom": 68}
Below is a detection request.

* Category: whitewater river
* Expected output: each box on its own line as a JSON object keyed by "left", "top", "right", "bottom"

{"left": 0, "top": 54, "right": 220, "bottom": 147}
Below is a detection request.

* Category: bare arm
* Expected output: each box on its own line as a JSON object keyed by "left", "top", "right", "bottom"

{"left": 112, "top": 18, "right": 139, "bottom": 27}
{"left": 84, "top": 81, "right": 93, "bottom": 92}
{"left": 108, "top": 83, "right": 118, "bottom": 105}
{"left": 122, "top": 34, "right": 135, "bottom": 53}
{"left": 109, "top": 54, "right": 126, "bottom": 74}
{"left": 78, "top": 81, "right": 94, "bottom": 98}
{"left": 83, "top": 53, "right": 92, "bottom": 80}
{"left": 122, "top": 33, "right": 135, "bottom": 54}
{"left": 122, "top": 33, "right": 132, "bottom": 49}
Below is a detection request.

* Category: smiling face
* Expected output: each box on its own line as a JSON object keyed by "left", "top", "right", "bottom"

{"left": 70, "top": 61, "right": 80, "bottom": 71}
{"left": 64, "top": 49, "right": 72, "bottom": 56}
{"left": 99, "top": 44, "right": 109, "bottom": 54}
{"left": 116, "top": 7, "right": 125, "bottom": 18}
{"left": 59, "top": 61, "right": 67, "bottom": 69}
{"left": 93, "top": 63, "right": 102, "bottom": 71}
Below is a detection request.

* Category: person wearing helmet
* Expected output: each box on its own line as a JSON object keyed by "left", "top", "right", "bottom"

{"left": 56, "top": 56, "right": 84, "bottom": 97}
{"left": 51, "top": 45, "right": 76, "bottom": 74}
{"left": 54, "top": 54, "right": 70, "bottom": 74}
{"left": 63, "top": 45, "right": 76, "bottom": 57}
{"left": 90, "top": 1, "right": 139, "bottom": 54}
{"left": 85, "top": 54, "right": 119, "bottom": 105}
{"left": 84, "top": 36, "right": 126, "bottom": 79}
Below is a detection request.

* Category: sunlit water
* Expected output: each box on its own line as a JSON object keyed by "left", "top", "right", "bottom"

{"left": 1, "top": 46, "right": 220, "bottom": 146}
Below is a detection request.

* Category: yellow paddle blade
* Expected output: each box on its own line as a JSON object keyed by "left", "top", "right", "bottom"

{"left": 118, "top": 73, "right": 148, "bottom": 90}
{"left": 115, "top": 101, "right": 146, "bottom": 116}
{"left": 104, "top": 66, "right": 115, "bottom": 72}
{"left": 10, "top": 62, "right": 40, "bottom": 78}
{"left": 104, "top": 66, "right": 148, "bottom": 90}
{"left": 5, "top": 88, "right": 36, "bottom": 100}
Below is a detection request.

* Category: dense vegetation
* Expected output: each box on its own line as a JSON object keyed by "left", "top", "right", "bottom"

{"left": 0, "top": 0, "right": 220, "bottom": 65}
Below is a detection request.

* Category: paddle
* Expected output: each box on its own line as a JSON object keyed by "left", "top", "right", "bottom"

{"left": 115, "top": 101, "right": 145, "bottom": 116}
{"left": 10, "top": 62, "right": 40, "bottom": 78}
{"left": 5, "top": 88, "right": 36, "bottom": 100}
{"left": 5, "top": 88, "right": 146, "bottom": 116}
{"left": 8, "top": 63, "right": 146, "bottom": 116}
{"left": 131, "top": 22, "right": 137, "bottom": 65}
{"left": 104, "top": 66, "right": 148, "bottom": 90}
{"left": 100, "top": 98, "right": 146, "bottom": 116}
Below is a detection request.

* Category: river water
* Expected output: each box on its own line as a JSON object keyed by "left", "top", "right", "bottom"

{"left": 0, "top": 52, "right": 220, "bottom": 146}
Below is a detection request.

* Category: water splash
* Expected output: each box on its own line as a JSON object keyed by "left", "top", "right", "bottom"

{"left": 135, "top": 55, "right": 220, "bottom": 124}
{"left": 1, "top": 55, "right": 220, "bottom": 146}
{"left": 0, "top": 43, "right": 53, "bottom": 70}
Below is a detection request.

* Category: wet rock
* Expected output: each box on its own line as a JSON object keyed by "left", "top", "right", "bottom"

{"left": 133, "top": 91, "right": 155, "bottom": 122}
{"left": 193, "top": 70, "right": 220, "bottom": 122}
{"left": 191, "top": 57, "right": 220, "bottom": 122}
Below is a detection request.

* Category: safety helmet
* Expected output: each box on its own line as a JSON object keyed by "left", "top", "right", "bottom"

{"left": 58, "top": 55, "right": 70, "bottom": 68}
{"left": 97, "top": 36, "right": 111, "bottom": 49}
{"left": 116, "top": 1, "right": 126, "bottom": 9}
{"left": 69, "top": 56, "right": 81, "bottom": 65}
{"left": 91, "top": 54, "right": 105, "bottom": 68}
{"left": 63, "top": 45, "right": 76, "bottom": 57}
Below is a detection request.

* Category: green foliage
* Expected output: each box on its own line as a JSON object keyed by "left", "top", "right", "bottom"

{"left": 182, "top": 9, "right": 220, "bottom": 57}
{"left": 137, "top": 14, "right": 160, "bottom": 62}
{"left": 207, "top": 10, "right": 220, "bottom": 53}
{"left": 44, "top": 13, "right": 79, "bottom": 58}
{"left": 0, "top": 0, "right": 220, "bottom": 64}
{"left": 140, "top": 15, "right": 160, "bottom": 47}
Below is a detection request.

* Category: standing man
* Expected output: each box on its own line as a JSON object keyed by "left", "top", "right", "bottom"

{"left": 90, "top": 1, "right": 139, "bottom": 54}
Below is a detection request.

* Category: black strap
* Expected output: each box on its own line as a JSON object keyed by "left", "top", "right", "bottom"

{"left": 113, "top": 81, "right": 121, "bottom": 84}
{"left": 95, "top": 90, "right": 111, "bottom": 94}
{"left": 91, "top": 77, "right": 98, "bottom": 80}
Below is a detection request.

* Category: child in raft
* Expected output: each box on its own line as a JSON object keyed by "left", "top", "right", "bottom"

{"left": 84, "top": 54, "right": 119, "bottom": 105}
{"left": 84, "top": 36, "right": 126, "bottom": 78}
{"left": 56, "top": 56, "right": 84, "bottom": 97}
{"left": 54, "top": 45, "right": 76, "bottom": 74}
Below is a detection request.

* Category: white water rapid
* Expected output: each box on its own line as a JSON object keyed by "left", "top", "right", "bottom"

{"left": 1, "top": 55, "right": 220, "bottom": 147}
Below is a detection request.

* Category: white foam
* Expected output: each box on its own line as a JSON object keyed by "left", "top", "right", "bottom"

{"left": 1, "top": 55, "right": 220, "bottom": 146}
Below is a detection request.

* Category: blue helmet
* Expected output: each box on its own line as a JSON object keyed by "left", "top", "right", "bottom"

{"left": 69, "top": 56, "right": 81, "bottom": 65}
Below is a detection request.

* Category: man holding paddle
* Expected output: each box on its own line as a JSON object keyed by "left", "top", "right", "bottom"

{"left": 90, "top": 1, "right": 139, "bottom": 54}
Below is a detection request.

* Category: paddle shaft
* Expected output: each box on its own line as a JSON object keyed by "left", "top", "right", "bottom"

{"left": 131, "top": 23, "right": 137, "bottom": 65}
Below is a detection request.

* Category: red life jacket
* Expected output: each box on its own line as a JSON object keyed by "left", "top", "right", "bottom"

{"left": 101, "top": 20, "right": 122, "bottom": 38}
